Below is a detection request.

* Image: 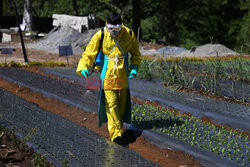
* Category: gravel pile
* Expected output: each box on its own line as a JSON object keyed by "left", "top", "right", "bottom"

{"left": 140, "top": 44, "right": 239, "bottom": 57}
{"left": 176, "top": 44, "right": 239, "bottom": 57}
{"left": 26, "top": 26, "right": 239, "bottom": 57}
{"left": 27, "top": 26, "right": 99, "bottom": 55}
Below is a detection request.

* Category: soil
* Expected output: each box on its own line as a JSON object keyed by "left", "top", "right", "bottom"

{"left": 0, "top": 129, "right": 33, "bottom": 167}
{"left": 0, "top": 47, "right": 81, "bottom": 66}
{"left": 0, "top": 128, "right": 55, "bottom": 167}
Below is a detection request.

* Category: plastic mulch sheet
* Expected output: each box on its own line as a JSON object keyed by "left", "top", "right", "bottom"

{"left": 0, "top": 88, "right": 159, "bottom": 167}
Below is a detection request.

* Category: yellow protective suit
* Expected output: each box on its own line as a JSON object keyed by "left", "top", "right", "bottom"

{"left": 76, "top": 25, "right": 141, "bottom": 141}
{"left": 104, "top": 89, "right": 127, "bottom": 140}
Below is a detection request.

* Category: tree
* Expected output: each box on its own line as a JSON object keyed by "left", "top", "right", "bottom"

{"left": 0, "top": 0, "right": 3, "bottom": 17}
{"left": 238, "top": 0, "right": 250, "bottom": 52}
{"left": 132, "top": 0, "right": 140, "bottom": 39}
{"left": 22, "top": 0, "right": 33, "bottom": 31}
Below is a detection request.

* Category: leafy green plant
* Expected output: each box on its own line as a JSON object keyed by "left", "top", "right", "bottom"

{"left": 43, "top": 61, "right": 65, "bottom": 67}
{"left": 9, "top": 61, "right": 22, "bottom": 67}
{"left": 61, "top": 158, "right": 69, "bottom": 167}
{"left": 20, "top": 126, "right": 38, "bottom": 151}
{"left": 138, "top": 59, "right": 153, "bottom": 80}
{"left": 32, "top": 153, "right": 49, "bottom": 167}
{"left": 27, "top": 61, "right": 43, "bottom": 66}
{"left": 0, "top": 131, "right": 4, "bottom": 142}
{"left": 137, "top": 56, "right": 249, "bottom": 102}
{"left": 0, "top": 62, "right": 8, "bottom": 67}
{"left": 132, "top": 103, "right": 249, "bottom": 165}
{"left": 10, "top": 130, "right": 20, "bottom": 149}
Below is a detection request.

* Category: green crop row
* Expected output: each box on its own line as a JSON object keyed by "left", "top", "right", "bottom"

{"left": 0, "top": 61, "right": 66, "bottom": 67}
{"left": 136, "top": 56, "right": 249, "bottom": 102}
{"left": 131, "top": 104, "right": 250, "bottom": 166}
{"left": 138, "top": 56, "right": 250, "bottom": 83}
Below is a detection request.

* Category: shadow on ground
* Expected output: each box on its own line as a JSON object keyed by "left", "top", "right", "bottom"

{"left": 123, "top": 119, "right": 184, "bottom": 146}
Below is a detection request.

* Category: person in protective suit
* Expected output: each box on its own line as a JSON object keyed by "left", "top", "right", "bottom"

{"left": 76, "top": 13, "right": 141, "bottom": 146}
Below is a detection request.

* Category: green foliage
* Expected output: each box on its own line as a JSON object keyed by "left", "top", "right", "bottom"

{"left": 0, "top": 62, "right": 8, "bottom": 67}
{"left": 2, "top": 0, "right": 249, "bottom": 52}
{"left": 140, "top": 0, "right": 249, "bottom": 51}
{"left": 180, "top": 39, "right": 199, "bottom": 50}
{"left": 137, "top": 59, "right": 152, "bottom": 80}
{"left": 139, "top": 56, "right": 249, "bottom": 102}
{"left": 132, "top": 104, "right": 249, "bottom": 165}
{"left": 0, "top": 61, "right": 65, "bottom": 67}
{"left": 27, "top": 61, "right": 43, "bottom": 66}
{"left": 0, "top": 131, "right": 4, "bottom": 143}
{"left": 62, "top": 158, "right": 69, "bottom": 167}
{"left": 32, "top": 153, "right": 49, "bottom": 167}
{"left": 141, "top": 16, "right": 161, "bottom": 42}
{"left": 44, "top": 61, "right": 65, "bottom": 67}
{"left": 9, "top": 61, "right": 22, "bottom": 67}
{"left": 27, "top": 61, "right": 65, "bottom": 67}
{"left": 237, "top": 0, "right": 250, "bottom": 53}
{"left": 20, "top": 126, "right": 38, "bottom": 151}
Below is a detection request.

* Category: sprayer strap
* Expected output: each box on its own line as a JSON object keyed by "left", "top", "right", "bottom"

{"left": 98, "top": 28, "right": 104, "bottom": 52}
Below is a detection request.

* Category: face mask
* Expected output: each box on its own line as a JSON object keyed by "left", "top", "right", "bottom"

{"left": 109, "top": 29, "right": 120, "bottom": 37}
{"left": 106, "top": 23, "right": 121, "bottom": 37}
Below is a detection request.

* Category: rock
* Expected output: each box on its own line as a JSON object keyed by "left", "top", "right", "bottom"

{"left": 0, "top": 149, "right": 24, "bottom": 161}
{"left": 0, "top": 145, "right": 6, "bottom": 148}
{"left": 7, "top": 152, "right": 24, "bottom": 161}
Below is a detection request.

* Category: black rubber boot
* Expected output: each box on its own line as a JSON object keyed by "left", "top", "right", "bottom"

{"left": 113, "top": 136, "right": 128, "bottom": 147}
{"left": 113, "top": 136, "right": 123, "bottom": 145}
{"left": 122, "top": 129, "right": 136, "bottom": 145}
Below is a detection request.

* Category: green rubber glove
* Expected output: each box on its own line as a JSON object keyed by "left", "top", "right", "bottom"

{"left": 81, "top": 70, "right": 89, "bottom": 78}
{"left": 129, "top": 65, "right": 138, "bottom": 79}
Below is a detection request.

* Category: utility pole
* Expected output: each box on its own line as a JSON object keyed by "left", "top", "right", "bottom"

{"left": 13, "top": 0, "right": 28, "bottom": 63}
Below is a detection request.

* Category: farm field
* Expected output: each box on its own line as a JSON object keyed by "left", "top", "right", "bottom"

{"left": 0, "top": 40, "right": 249, "bottom": 166}
{"left": 0, "top": 65, "right": 203, "bottom": 167}
{"left": 0, "top": 57, "right": 249, "bottom": 167}
{"left": 1, "top": 0, "right": 249, "bottom": 165}
{"left": 39, "top": 66, "right": 250, "bottom": 166}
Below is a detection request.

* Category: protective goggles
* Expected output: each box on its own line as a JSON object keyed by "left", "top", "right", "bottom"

{"left": 106, "top": 24, "right": 121, "bottom": 31}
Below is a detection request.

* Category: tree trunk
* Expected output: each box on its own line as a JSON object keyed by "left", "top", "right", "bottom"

{"left": 22, "top": 0, "right": 33, "bottom": 31}
{"left": 0, "top": 0, "right": 3, "bottom": 17}
{"left": 132, "top": 0, "right": 141, "bottom": 40}
{"left": 72, "top": 0, "right": 79, "bottom": 16}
